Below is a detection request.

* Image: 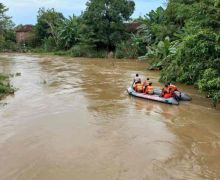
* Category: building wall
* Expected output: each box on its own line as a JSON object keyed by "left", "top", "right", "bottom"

{"left": 16, "top": 32, "right": 30, "bottom": 43}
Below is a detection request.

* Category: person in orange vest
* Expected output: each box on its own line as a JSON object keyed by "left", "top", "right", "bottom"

{"left": 135, "top": 83, "right": 144, "bottom": 93}
{"left": 144, "top": 82, "right": 154, "bottom": 95}
{"left": 168, "top": 82, "right": 181, "bottom": 101}
{"left": 161, "top": 83, "right": 172, "bottom": 98}
{"left": 168, "top": 82, "right": 178, "bottom": 93}
{"left": 143, "top": 78, "right": 150, "bottom": 92}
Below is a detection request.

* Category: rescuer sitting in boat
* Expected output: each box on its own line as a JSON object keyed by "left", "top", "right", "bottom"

{"left": 143, "top": 78, "right": 150, "bottom": 92}
{"left": 133, "top": 73, "right": 141, "bottom": 85}
{"left": 144, "top": 82, "right": 154, "bottom": 95}
{"left": 161, "top": 83, "right": 172, "bottom": 98}
{"left": 135, "top": 82, "right": 144, "bottom": 93}
{"left": 168, "top": 82, "right": 181, "bottom": 101}
{"left": 133, "top": 73, "right": 142, "bottom": 89}
{"left": 168, "top": 82, "right": 178, "bottom": 92}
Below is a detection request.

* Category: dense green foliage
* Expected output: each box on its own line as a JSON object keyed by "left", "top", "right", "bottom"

{"left": 115, "top": 33, "right": 146, "bottom": 59}
{"left": 140, "top": 0, "right": 220, "bottom": 106}
{"left": 198, "top": 68, "right": 220, "bottom": 106}
{"left": 81, "top": 0, "right": 135, "bottom": 51}
{"left": 0, "top": 3, "right": 15, "bottom": 98}
{"left": 0, "top": 73, "right": 14, "bottom": 99}
{"left": 31, "top": 0, "right": 135, "bottom": 55}
{"left": 35, "top": 8, "right": 64, "bottom": 46}
{"left": 58, "top": 15, "right": 79, "bottom": 50}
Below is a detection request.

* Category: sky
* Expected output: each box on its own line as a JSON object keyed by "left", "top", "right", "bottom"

{"left": 1, "top": 0, "right": 165, "bottom": 25}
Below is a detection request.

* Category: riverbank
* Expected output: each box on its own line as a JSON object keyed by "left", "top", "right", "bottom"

{"left": 31, "top": 48, "right": 117, "bottom": 59}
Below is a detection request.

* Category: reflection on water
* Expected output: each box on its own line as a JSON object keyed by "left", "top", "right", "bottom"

{"left": 0, "top": 54, "right": 219, "bottom": 180}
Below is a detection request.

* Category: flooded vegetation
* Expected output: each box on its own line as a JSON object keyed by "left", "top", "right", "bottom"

{"left": 0, "top": 73, "right": 14, "bottom": 100}
{"left": 0, "top": 54, "right": 219, "bottom": 180}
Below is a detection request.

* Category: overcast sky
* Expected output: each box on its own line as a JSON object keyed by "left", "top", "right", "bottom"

{"left": 1, "top": 0, "right": 165, "bottom": 25}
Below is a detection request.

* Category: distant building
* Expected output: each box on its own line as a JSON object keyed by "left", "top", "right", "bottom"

{"left": 126, "top": 22, "right": 142, "bottom": 33}
{"left": 16, "top": 25, "right": 33, "bottom": 43}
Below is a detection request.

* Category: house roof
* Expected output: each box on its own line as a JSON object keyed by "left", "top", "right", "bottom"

{"left": 16, "top": 25, "right": 33, "bottom": 32}
{"left": 126, "top": 22, "right": 142, "bottom": 33}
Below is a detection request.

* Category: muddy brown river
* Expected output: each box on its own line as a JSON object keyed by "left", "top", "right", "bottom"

{"left": 0, "top": 54, "right": 220, "bottom": 180}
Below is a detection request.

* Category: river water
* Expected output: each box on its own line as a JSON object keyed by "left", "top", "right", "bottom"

{"left": 0, "top": 54, "right": 219, "bottom": 180}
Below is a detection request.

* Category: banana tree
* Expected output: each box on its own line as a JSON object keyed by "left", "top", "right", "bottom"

{"left": 141, "top": 36, "right": 179, "bottom": 68}
{"left": 57, "top": 15, "right": 79, "bottom": 49}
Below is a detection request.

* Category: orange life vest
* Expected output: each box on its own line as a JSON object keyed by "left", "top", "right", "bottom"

{"left": 162, "top": 87, "right": 172, "bottom": 98}
{"left": 135, "top": 83, "right": 143, "bottom": 92}
{"left": 164, "top": 93, "right": 172, "bottom": 98}
{"left": 169, "top": 84, "right": 177, "bottom": 92}
{"left": 145, "top": 85, "right": 154, "bottom": 94}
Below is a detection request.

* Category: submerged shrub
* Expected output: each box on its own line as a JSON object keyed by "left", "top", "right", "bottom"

{"left": 198, "top": 68, "right": 220, "bottom": 107}
{"left": 54, "top": 51, "right": 68, "bottom": 56}
{"left": 0, "top": 74, "right": 14, "bottom": 99}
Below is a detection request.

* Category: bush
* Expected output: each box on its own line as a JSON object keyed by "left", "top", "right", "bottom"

{"left": 0, "top": 74, "right": 14, "bottom": 99}
{"left": 157, "top": 31, "right": 220, "bottom": 107}
{"left": 198, "top": 68, "right": 220, "bottom": 107}
{"left": 68, "top": 44, "right": 108, "bottom": 58}
{"left": 54, "top": 51, "right": 69, "bottom": 56}
{"left": 160, "top": 31, "right": 220, "bottom": 84}
{"left": 31, "top": 48, "right": 46, "bottom": 53}
{"left": 115, "top": 40, "right": 139, "bottom": 59}
{"left": 42, "top": 37, "right": 57, "bottom": 51}
{"left": 68, "top": 44, "right": 92, "bottom": 57}
{"left": 0, "top": 40, "right": 19, "bottom": 52}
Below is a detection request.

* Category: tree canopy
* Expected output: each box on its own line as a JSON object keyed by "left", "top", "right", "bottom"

{"left": 0, "top": 3, "right": 13, "bottom": 32}
{"left": 35, "top": 8, "right": 65, "bottom": 46}
{"left": 81, "top": 0, "right": 135, "bottom": 51}
{"left": 0, "top": 3, "right": 16, "bottom": 50}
